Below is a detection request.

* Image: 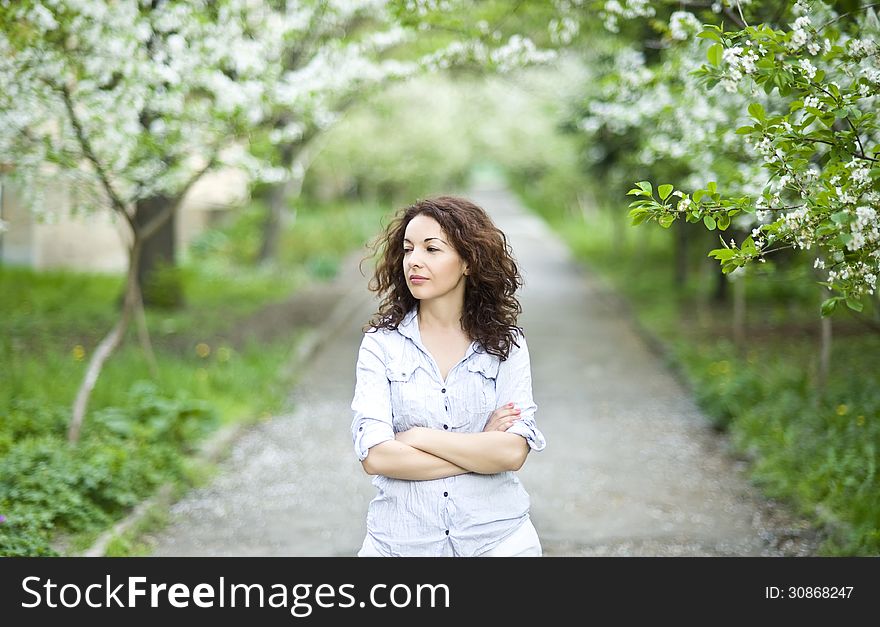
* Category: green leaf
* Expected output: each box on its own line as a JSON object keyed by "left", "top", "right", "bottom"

{"left": 707, "top": 181, "right": 717, "bottom": 194}
{"left": 659, "top": 214, "right": 676, "bottom": 228}
{"left": 636, "top": 181, "right": 653, "bottom": 195}
{"left": 658, "top": 184, "right": 674, "bottom": 200}
{"left": 698, "top": 30, "right": 722, "bottom": 42}
{"left": 845, "top": 297, "right": 864, "bottom": 312}
{"left": 821, "top": 298, "right": 838, "bottom": 317}
{"left": 693, "top": 189, "right": 705, "bottom": 203}
{"left": 703, "top": 215, "right": 717, "bottom": 230}
{"left": 748, "top": 102, "right": 766, "bottom": 121}
{"left": 628, "top": 200, "right": 654, "bottom": 209}
{"left": 708, "top": 247, "right": 735, "bottom": 260}
{"left": 816, "top": 223, "right": 837, "bottom": 237}
{"left": 830, "top": 210, "right": 851, "bottom": 225}
{"left": 717, "top": 214, "right": 731, "bottom": 230}
{"left": 708, "top": 43, "right": 723, "bottom": 67}
{"left": 756, "top": 57, "right": 775, "bottom": 71}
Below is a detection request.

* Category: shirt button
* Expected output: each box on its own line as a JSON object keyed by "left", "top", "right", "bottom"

{"left": 443, "top": 492, "right": 448, "bottom": 497}
{"left": 445, "top": 530, "right": 450, "bottom": 536}
{"left": 443, "top": 424, "right": 448, "bottom": 430}
{"left": 441, "top": 388, "right": 446, "bottom": 393}
{"left": 358, "top": 426, "right": 363, "bottom": 432}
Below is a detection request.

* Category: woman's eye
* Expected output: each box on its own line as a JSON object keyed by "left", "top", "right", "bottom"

{"left": 427, "top": 248, "right": 438, "bottom": 252}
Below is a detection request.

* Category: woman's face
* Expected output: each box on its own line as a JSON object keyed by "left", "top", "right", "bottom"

{"left": 403, "top": 213, "right": 469, "bottom": 302}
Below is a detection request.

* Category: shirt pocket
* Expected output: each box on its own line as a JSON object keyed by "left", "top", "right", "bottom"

{"left": 465, "top": 354, "right": 500, "bottom": 429}
{"left": 386, "top": 359, "right": 428, "bottom": 430}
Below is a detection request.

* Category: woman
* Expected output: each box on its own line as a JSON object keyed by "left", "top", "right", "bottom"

{"left": 350, "top": 195, "right": 546, "bottom": 557}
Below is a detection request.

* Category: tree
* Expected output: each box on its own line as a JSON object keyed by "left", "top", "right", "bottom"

{"left": 1, "top": 0, "right": 287, "bottom": 441}
{"left": 250, "top": 0, "right": 563, "bottom": 265}
{"left": 0, "top": 0, "right": 561, "bottom": 442}
{"left": 575, "top": 1, "right": 880, "bottom": 318}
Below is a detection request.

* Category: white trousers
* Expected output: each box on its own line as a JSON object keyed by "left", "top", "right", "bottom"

{"left": 357, "top": 518, "right": 542, "bottom": 557}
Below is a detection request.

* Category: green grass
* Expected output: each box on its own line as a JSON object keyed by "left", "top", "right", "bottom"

{"left": 513, "top": 179, "right": 880, "bottom": 556}
{"left": 0, "top": 264, "right": 304, "bottom": 424}
{"left": 0, "top": 198, "right": 388, "bottom": 556}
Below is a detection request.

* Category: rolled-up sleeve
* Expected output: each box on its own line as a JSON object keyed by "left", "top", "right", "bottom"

{"left": 496, "top": 331, "right": 546, "bottom": 452}
{"left": 350, "top": 332, "right": 396, "bottom": 461}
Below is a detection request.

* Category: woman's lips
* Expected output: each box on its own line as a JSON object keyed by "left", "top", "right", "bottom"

{"left": 410, "top": 277, "right": 428, "bottom": 284}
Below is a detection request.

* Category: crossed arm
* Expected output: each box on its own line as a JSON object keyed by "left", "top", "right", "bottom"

{"left": 361, "top": 427, "right": 529, "bottom": 480}
{"left": 353, "top": 332, "right": 537, "bottom": 480}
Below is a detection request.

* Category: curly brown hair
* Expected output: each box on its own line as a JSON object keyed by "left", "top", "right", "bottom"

{"left": 359, "top": 195, "right": 525, "bottom": 361}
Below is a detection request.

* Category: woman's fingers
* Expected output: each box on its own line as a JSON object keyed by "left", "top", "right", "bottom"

{"left": 485, "top": 405, "right": 522, "bottom": 431}
{"left": 489, "top": 410, "right": 518, "bottom": 425}
{"left": 482, "top": 403, "right": 523, "bottom": 432}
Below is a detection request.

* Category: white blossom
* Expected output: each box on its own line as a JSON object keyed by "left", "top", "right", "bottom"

{"left": 799, "top": 58, "right": 817, "bottom": 79}
{"left": 669, "top": 11, "right": 702, "bottom": 41}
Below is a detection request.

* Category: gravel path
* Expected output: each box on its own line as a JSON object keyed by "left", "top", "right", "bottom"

{"left": 146, "top": 181, "right": 819, "bottom": 557}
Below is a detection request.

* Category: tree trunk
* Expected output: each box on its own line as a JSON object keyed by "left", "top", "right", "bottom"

{"left": 257, "top": 137, "right": 322, "bottom": 265}
{"left": 713, "top": 264, "right": 728, "bottom": 303}
{"left": 134, "top": 193, "right": 183, "bottom": 309}
{"left": 67, "top": 151, "right": 214, "bottom": 444}
{"left": 0, "top": 175, "right": 7, "bottom": 263}
{"left": 135, "top": 283, "right": 160, "bottom": 379}
{"left": 611, "top": 203, "right": 627, "bottom": 253}
{"left": 811, "top": 258, "right": 833, "bottom": 391}
{"left": 69, "top": 240, "right": 143, "bottom": 443}
{"left": 733, "top": 269, "right": 746, "bottom": 351}
{"left": 257, "top": 144, "right": 295, "bottom": 265}
{"left": 817, "top": 313, "right": 832, "bottom": 391}
{"left": 674, "top": 219, "right": 688, "bottom": 288}
{"left": 258, "top": 183, "right": 284, "bottom": 265}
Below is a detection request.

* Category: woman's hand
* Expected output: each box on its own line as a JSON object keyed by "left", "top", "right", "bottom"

{"left": 482, "top": 402, "right": 522, "bottom": 432}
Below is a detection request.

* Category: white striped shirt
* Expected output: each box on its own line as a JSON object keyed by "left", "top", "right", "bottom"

{"left": 350, "top": 306, "right": 546, "bottom": 556}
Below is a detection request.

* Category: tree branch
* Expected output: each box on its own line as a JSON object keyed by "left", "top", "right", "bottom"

{"left": 69, "top": 243, "right": 141, "bottom": 443}
{"left": 134, "top": 283, "right": 159, "bottom": 379}
{"left": 138, "top": 152, "right": 218, "bottom": 243}
{"left": 722, "top": 7, "right": 748, "bottom": 30}
{"left": 58, "top": 83, "right": 136, "bottom": 233}
{"left": 846, "top": 116, "right": 869, "bottom": 160}
{"left": 819, "top": 3, "right": 880, "bottom": 31}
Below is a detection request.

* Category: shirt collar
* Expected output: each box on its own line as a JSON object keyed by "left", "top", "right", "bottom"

{"left": 397, "top": 306, "right": 419, "bottom": 340}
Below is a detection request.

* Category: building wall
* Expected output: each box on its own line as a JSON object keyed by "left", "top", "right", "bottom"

{"left": 0, "top": 181, "right": 36, "bottom": 267}
{"left": 0, "top": 167, "right": 248, "bottom": 274}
